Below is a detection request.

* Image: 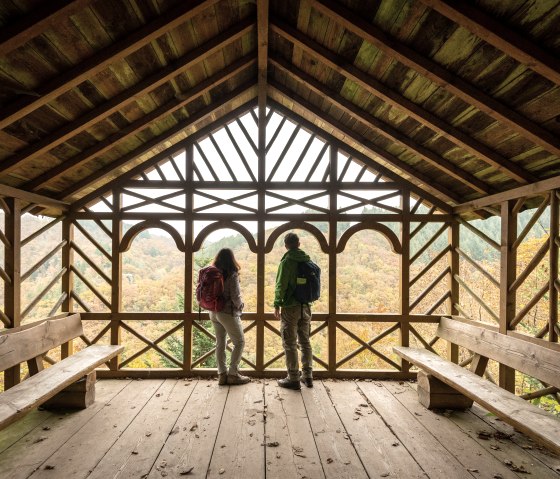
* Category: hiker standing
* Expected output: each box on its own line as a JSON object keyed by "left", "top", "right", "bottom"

{"left": 210, "top": 248, "right": 250, "bottom": 386}
{"left": 274, "top": 232, "right": 319, "bottom": 390}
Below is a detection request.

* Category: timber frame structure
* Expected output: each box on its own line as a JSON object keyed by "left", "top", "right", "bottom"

{"left": 0, "top": 0, "right": 559, "bottom": 403}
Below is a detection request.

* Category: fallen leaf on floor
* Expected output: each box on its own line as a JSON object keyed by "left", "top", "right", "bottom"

{"left": 264, "top": 441, "right": 279, "bottom": 447}
{"left": 145, "top": 432, "right": 152, "bottom": 437}
{"left": 467, "top": 468, "right": 478, "bottom": 472}
{"left": 276, "top": 452, "right": 281, "bottom": 459}
{"left": 326, "top": 458, "right": 333, "bottom": 464}
{"left": 477, "top": 430, "right": 492, "bottom": 440}
{"left": 33, "top": 436, "right": 48, "bottom": 443}
{"left": 219, "top": 468, "right": 225, "bottom": 474}
{"left": 204, "top": 415, "right": 210, "bottom": 419}
{"left": 392, "top": 442, "right": 399, "bottom": 447}
{"left": 190, "top": 424, "right": 198, "bottom": 431}
{"left": 359, "top": 403, "right": 368, "bottom": 407}
{"left": 132, "top": 451, "right": 139, "bottom": 455}
{"left": 380, "top": 473, "right": 390, "bottom": 477}
{"left": 292, "top": 446, "right": 304, "bottom": 454}
{"left": 169, "top": 427, "right": 179, "bottom": 435}
{"left": 492, "top": 474, "right": 503, "bottom": 479}
{"left": 221, "top": 445, "right": 226, "bottom": 448}
{"left": 254, "top": 399, "right": 263, "bottom": 403}
{"left": 42, "top": 426, "right": 51, "bottom": 431}
{"left": 44, "top": 465, "right": 55, "bottom": 470}
{"left": 490, "top": 445, "right": 501, "bottom": 450}
{"left": 179, "top": 466, "right": 194, "bottom": 475}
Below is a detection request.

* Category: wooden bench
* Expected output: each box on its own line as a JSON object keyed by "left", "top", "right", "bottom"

{"left": 0, "top": 313, "right": 123, "bottom": 430}
{"left": 394, "top": 316, "right": 560, "bottom": 455}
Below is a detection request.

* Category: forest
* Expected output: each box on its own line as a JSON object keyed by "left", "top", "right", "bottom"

{"left": 0, "top": 207, "right": 556, "bottom": 413}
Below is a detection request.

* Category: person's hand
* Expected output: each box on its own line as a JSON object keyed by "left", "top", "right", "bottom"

{"left": 274, "top": 307, "right": 280, "bottom": 320}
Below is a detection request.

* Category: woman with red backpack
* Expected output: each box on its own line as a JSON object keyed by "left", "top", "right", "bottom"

{"left": 210, "top": 248, "right": 250, "bottom": 386}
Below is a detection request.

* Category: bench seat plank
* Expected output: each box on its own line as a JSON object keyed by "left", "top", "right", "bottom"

{"left": 0, "top": 345, "right": 123, "bottom": 430}
{"left": 393, "top": 346, "right": 560, "bottom": 455}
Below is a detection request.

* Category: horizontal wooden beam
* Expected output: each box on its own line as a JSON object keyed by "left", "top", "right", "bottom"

{"left": 454, "top": 175, "right": 560, "bottom": 213}
{"left": 419, "top": 0, "right": 560, "bottom": 85}
{"left": 0, "top": 184, "right": 68, "bottom": 211}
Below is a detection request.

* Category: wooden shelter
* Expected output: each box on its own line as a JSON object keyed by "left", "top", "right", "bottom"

{"left": 0, "top": 0, "right": 559, "bottom": 447}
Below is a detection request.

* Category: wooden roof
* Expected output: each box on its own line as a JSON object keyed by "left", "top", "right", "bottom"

{"left": 0, "top": 0, "right": 559, "bottom": 215}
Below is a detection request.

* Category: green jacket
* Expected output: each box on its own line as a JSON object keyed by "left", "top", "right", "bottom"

{"left": 274, "top": 248, "right": 311, "bottom": 308}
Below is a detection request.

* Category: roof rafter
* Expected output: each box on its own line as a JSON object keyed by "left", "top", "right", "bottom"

{"left": 271, "top": 20, "right": 536, "bottom": 185}
{"left": 0, "top": 20, "right": 255, "bottom": 177}
{"left": 72, "top": 101, "right": 259, "bottom": 211}
{"left": 0, "top": 0, "right": 95, "bottom": 56}
{"left": 21, "top": 57, "right": 255, "bottom": 191}
{"left": 271, "top": 55, "right": 494, "bottom": 195}
{"left": 58, "top": 83, "right": 257, "bottom": 201}
{"left": 310, "top": 0, "right": 560, "bottom": 157}
{"left": 268, "top": 100, "right": 452, "bottom": 213}
{"left": 257, "top": 0, "right": 269, "bottom": 110}
{"left": 269, "top": 81, "right": 460, "bottom": 205}
{"left": 418, "top": 0, "right": 560, "bottom": 86}
{"left": 0, "top": 0, "right": 221, "bottom": 130}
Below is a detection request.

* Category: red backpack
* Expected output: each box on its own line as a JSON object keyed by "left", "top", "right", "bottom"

{"left": 196, "top": 265, "right": 225, "bottom": 312}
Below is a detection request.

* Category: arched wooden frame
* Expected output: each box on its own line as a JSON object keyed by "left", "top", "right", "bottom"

{"left": 336, "top": 221, "right": 402, "bottom": 254}
{"left": 193, "top": 220, "right": 258, "bottom": 253}
{"left": 119, "top": 220, "right": 185, "bottom": 253}
{"left": 264, "top": 221, "right": 329, "bottom": 254}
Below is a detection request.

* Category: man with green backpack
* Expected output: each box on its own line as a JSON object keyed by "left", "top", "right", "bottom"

{"left": 274, "top": 232, "right": 321, "bottom": 390}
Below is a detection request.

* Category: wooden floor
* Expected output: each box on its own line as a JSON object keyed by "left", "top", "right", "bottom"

{"left": 1, "top": 379, "right": 559, "bottom": 479}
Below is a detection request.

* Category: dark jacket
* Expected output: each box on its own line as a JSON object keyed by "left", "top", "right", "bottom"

{"left": 221, "top": 271, "right": 244, "bottom": 316}
{"left": 274, "top": 248, "right": 311, "bottom": 308}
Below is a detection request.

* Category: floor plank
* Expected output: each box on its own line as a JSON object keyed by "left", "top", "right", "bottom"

{"left": 207, "top": 381, "right": 266, "bottom": 478}
{"left": 264, "top": 380, "right": 324, "bottom": 479}
{"left": 326, "top": 380, "right": 427, "bottom": 478}
{"left": 88, "top": 378, "right": 194, "bottom": 479}
{"left": 359, "top": 380, "right": 481, "bottom": 478}
{"left": 28, "top": 379, "right": 164, "bottom": 479}
{"left": 1, "top": 379, "right": 558, "bottom": 479}
{"left": 0, "top": 379, "right": 130, "bottom": 479}
{"left": 147, "top": 379, "right": 229, "bottom": 478}
{"left": 301, "top": 381, "right": 368, "bottom": 479}
{"left": 383, "top": 381, "right": 523, "bottom": 479}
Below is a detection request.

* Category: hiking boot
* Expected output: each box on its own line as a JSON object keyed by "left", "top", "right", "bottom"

{"left": 218, "top": 372, "right": 228, "bottom": 386}
{"left": 277, "top": 377, "right": 301, "bottom": 390}
{"left": 227, "top": 373, "right": 250, "bottom": 385}
{"left": 300, "top": 377, "right": 313, "bottom": 388}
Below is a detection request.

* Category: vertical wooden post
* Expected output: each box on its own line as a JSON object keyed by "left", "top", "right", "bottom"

{"left": 399, "top": 190, "right": 410, "bottom": 373}
{"left": 328, "top": 145, "right": 338, "bottom": 374}
{"left": 499, "top": 200, "right": 517, "bottom": 392}
{"left": 184, "top": 143, "right": 194, "bottom": 373}
{"left": 4, "top": 198, "right": 21, "bottom": 389}
{"left": 549, "top": 191, "right": 559, "bottom": 343}
{"left": 256, "top": 97, "right": 266, "bottom": 374}
{"left": 447, "top": 219, "right": 459, "bottom": 363}
{"left": 110, "top": 189, "right": 122, "bottom": 371}
{"left": 61, "top": 217, "right": 74, "bottom": 359}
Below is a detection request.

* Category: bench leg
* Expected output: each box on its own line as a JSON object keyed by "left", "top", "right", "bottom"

{"left": 417, "top": 370, "right": 473, "bottom": 410}
{"left": 43, "top": 371, "right": 96, "bottom": 409}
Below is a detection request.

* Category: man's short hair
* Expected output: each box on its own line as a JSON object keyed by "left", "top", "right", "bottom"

{"left": 284, "top": 232, "right": 299, "bottom": 249}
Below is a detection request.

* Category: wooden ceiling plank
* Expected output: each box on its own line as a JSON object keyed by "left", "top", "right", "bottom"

{"left": 257, "top": 0, "right": 269, "bottom": 110}
{"left": 0, "top": 0, "right": 221, "bottom": 130}
{"left": 0, "top": 184, "right": 68, "bottom": 211}
{"left": 271, "top": 55, "right": 494, "bottom": 195}
{"left": 310, "top": 0, "right": 560, "bottom": 158}
{"left": 271, "top": 20, "right": 535, "bottom": 185}
{"left": 20, "top": 57, "right": 255, "bottom": 191}
{"left": 270, "top": 82, "right": 459, "bottom": 206}
{"left": 0, "top": 21, "right": 254, "bottom": 177}
{"left": 58, "top": 83, "right": 256, "bottom": 201}
{"left": 72, "top": 100, "right": 257, "bottom": 210}
{"left": 0, "top": 0, "right": 95, "bottom": 57}
{"left": 418, "top": 0, "right": 560, "bottom": 86}
{"left": 454, "top": 175, "right": 560, "bottom": 214}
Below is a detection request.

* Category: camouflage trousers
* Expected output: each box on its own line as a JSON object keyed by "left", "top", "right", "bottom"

{"left": 280, "top": 304, "right": 312, "bottom": 381}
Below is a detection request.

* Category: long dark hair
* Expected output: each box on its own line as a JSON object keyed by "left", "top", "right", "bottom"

{"left": 212, "top": 248, "right": 240, "bottom": 279}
